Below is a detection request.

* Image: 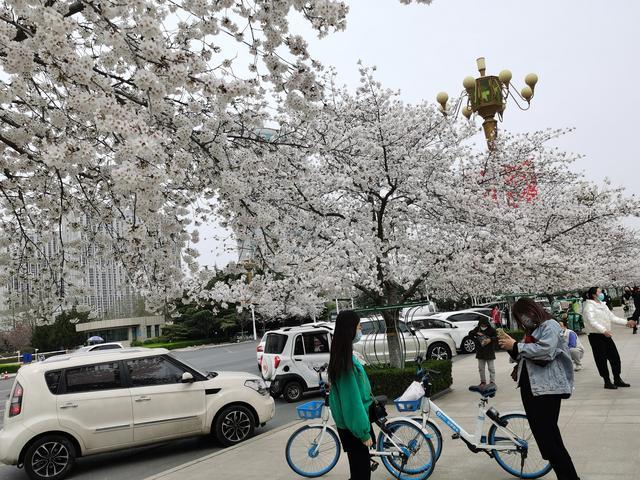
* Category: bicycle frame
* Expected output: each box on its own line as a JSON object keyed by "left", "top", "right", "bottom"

{"left": 418, "top": 395, "right": 525, "bottom": 453}
{"left": 311, "top": 372, "right": 423, "bottom": 462}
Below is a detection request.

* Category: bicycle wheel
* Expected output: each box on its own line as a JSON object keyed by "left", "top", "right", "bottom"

{"left": 411, "top": 418, "right": 443, "bottom": 461}
{"left": 487, "top": 413, "right": 552, "bottom": 479}
{"left": 285, "top": 425, "right": 341, "bottom": 478}
{"left": 377, "top": 419, "right": 436, "bottom": 479}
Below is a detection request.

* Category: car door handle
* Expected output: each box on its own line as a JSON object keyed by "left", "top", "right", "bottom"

{"left": 293, "top": 358, "right": 303, "bottom": 361}
{"left": 135, "top": 396, "right": 151, "bottom": 402}
{"left": 60, "top": 403, "right": 78, "bottom": 409}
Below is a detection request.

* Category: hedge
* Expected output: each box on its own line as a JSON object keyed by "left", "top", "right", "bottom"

{"left": 0, "top": 363, "right": 21, "bottom": 374}
{"left": 365, "top": 359, "right": 452, "bottom": 400}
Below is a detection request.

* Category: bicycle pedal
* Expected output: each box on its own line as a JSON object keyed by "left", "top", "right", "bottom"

{"left": 370, "top": 460, "right": 379, "bottom": 472}
{"left": 451, "top": 433, "right": 460, "bottom": 440}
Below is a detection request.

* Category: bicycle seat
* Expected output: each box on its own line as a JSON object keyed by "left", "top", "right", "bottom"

{"left": 468, "top": 385, "right": 497, "bottom": 398}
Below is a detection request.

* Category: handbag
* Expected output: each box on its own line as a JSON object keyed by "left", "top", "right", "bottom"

{"left": 368, "top": 394, "right": 388, "bottom": 423}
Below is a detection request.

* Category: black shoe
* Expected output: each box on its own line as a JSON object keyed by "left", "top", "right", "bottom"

{"left": 604, "top": 381, "right": 618, "bottom": 390}
{"left": 614, "top": 378, "right": 630, "bottom": 387}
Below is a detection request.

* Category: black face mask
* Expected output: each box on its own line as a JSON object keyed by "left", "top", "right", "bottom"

{"left": 520, "top": 315, "right": 536, "bottom": 331}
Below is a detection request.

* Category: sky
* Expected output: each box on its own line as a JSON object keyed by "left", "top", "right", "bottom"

{"left": 196, "top": 0, "right": 640, "bottom": 268}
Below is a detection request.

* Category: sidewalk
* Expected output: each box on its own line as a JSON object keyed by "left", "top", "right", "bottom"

{"left": 145, "top": 320, "right": 640, "bottom": 480}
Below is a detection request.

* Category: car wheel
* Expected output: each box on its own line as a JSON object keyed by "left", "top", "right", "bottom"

{"left": 24, "top": 434, "right": 76, "bottom": 480}
{"left": 214, "top": 405, "right": 255, "bottom": 447}
{"left": 283, "top": 380, "right": 304, "bottom": 403}
{"left": 427, "top": 342, "right": 452, "bottom": 361}
{"left": 461, "top": 336, "right": 477, "bottom": 354}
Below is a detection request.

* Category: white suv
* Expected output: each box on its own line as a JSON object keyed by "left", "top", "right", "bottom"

{"left": 260, "top": 324, "right": 334, "bottom": 403}
{"left": 0, "top": 348, "right": 275, "bottom": 480}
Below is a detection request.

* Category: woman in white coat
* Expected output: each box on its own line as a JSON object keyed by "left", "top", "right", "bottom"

{"left": 582, "top": 287, "right": 637, "bottom": 389}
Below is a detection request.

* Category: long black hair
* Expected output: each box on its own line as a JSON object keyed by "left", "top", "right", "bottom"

{"left": 328, "top": 310, "right": 360, "bottom": 384}
{"left": 583, "top": 287, "right": 599, "bottom": 301}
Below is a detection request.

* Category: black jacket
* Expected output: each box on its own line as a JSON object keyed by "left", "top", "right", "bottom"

{"left": 470, "top": 325, "right": 497, "bottom": 360}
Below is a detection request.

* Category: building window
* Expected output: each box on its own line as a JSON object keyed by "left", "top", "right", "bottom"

{"left": 146, "top": 325, "right": 152, "bottom": 338}
{"left": 155, "top": 325, "right": 160, "bottom": 337}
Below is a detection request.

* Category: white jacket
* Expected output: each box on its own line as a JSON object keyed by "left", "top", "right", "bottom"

{"left": 582, "top": 299, "right": 627, "bottom": 334}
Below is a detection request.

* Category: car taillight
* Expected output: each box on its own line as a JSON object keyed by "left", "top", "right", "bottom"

{"left": 274, "top": 356, "right": 281, "bottom": 369}
{"left": 257, "top": 345, "right": 264, "bottom": 352}
{"left": 9, "top": 382, "right": 23, "bottom": 417}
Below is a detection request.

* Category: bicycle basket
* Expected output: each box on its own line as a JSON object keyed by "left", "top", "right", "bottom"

{"left": 394, "top": 398, "right": 421, "bottom": 412}
{"left": 296, "top": 400, "right": 324, "bottom": 419}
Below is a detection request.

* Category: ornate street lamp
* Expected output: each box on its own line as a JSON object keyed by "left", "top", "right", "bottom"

{"left": 437, "top": 57, "right": 538, "bottom": 150}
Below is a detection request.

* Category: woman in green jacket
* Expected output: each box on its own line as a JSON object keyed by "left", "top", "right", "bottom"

{"left": 328, "top": 310, "right": 374, "bottom": 480}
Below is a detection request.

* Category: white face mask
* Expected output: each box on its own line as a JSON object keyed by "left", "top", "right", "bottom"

{"left": 480, "top": 325, "right": 488, "bottom": 330}
{"left": 352, "top": 331, "right": 362, "bottom": 344}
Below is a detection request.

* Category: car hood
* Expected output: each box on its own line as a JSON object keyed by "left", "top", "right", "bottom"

{"left": 204, "top": 371, "right": 262, "bottom": 385}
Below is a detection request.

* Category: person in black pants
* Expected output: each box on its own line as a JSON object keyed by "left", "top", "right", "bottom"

{"left": 582, "top": 287, "right": 636, "bottom": 389}
{"left": 498, "top": 298, "right": 579, "bottom": 480}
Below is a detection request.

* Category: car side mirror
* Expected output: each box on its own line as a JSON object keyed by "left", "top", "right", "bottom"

{"left": 181, "top": 372, "right": 195, "bottom": 383}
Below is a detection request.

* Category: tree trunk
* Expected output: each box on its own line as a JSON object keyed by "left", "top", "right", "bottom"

{"left": 381, "top": 308, "right": 404, "bottom": 369}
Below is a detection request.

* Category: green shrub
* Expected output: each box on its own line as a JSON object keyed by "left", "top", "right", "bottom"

{"left": 365, "top": 360, "right": 452, "bottom": 400}
{"left": 0, "top": 363, "right": 21, "bottom": 374}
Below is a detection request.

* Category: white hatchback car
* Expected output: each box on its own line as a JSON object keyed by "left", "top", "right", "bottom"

{"left": 407, "top": 316, "right": 479, "bottom": 354}
{"left": 0, "top": 348, "right": 275, "bottom": 480}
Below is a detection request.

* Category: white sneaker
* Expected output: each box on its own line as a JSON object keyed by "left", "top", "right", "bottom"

{"left": 574, "top": 365, "right": 583, "bottom": 371}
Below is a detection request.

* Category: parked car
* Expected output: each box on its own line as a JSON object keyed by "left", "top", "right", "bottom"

{"left": 75, "top": 342, "right": 124, "bottom": 353}
{"left": 423, "top": 310, "right": 493, "bottom": 329}
{"left": 407, "top": 316, "right": 479, "bottom": 354}
{"left": 0, "top": 348, "right": 274, "bottom": 480}
{"left": 355, "top": 316, "right": 457, "bottom": 363}
{"left": 259, "top": 324, "right": 334, "bottom": 403}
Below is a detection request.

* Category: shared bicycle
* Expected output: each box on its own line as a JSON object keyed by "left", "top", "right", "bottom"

{"left": 388, "top": 357, "right": 552, "bottom": 478}
{"left": 285, "top": 364, "right": 437, "bottom": 479}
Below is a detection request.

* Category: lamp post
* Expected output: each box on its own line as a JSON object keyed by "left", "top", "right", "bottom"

{"left": 437, "top": 57, "right": 538, "bottom": 150}
{"left": 242, "top": 259, "right": 258, "bottom": 340}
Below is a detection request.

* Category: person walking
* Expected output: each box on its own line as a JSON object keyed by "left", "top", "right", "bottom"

{"left": 582, "top": 287, "right": 636, "bottom": 389}
{"left": 469, "top": 316, "right": 498, "bottom": 390}
{"left": 498, "top": 298, "right": 580, "bottom": 480}
{"left": 328, "top": 310, "right": 375, "bottom": 480}
{"left": 558, "top": 319, "right": 584, "bottom": 371}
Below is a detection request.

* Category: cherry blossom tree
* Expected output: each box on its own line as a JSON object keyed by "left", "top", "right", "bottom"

{"left": 0, "top": 0, "right": 431, "bottom": 319}
{"left": 216, "top": 69, "right": 640, "bottom": 367}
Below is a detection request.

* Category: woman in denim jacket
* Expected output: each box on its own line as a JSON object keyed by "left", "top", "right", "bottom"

{"left": 498, "top": 298, "right": 579, "bottom": 480}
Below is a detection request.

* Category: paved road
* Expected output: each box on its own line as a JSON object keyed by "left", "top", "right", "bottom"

{"left": 0, "top": 342, "right": 305, "bottom": 480}
{"left": 0, "top": 376, "right": 12, "bottom": 419}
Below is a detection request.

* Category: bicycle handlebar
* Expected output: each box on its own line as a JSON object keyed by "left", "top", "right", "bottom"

{"left": 313, "top": 363, "right": 329, "bottom": 373}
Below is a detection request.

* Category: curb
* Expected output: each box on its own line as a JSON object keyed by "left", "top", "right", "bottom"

{"left": 143, "top": 419, "right": 303, "bottom": 480}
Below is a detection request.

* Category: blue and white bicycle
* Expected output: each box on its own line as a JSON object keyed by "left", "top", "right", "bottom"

{"left": 285, "top": 364, "right": 436, "bottom": 479}
{"left": 388, "top": 357, "right": 552, "bottom": 479}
